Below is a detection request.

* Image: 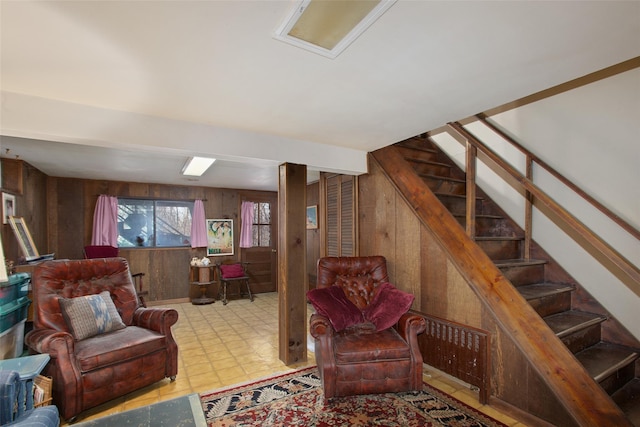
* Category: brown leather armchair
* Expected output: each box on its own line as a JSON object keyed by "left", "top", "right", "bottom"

{"left": 309, "top": 256, "right": 426, "bottom": 400}
{"left": 25, "top": 258, "right": 179, "bottom": 421}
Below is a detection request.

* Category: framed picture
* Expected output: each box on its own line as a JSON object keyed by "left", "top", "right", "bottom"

{"left": 206, "top": 219, "right": 234, "bottom": 256}
{"left": 9, "top": 216, "right": 39, "bottom": 260}
{"left": 2, "top": 192, "right": 16, "bottom": 224}
{"left": 306, "top": 205, "right": 318, "bottom": 229}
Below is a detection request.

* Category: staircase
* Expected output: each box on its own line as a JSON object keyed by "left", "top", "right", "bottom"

{"left": 394, "top": 135, "right": 640, "bottom": 426}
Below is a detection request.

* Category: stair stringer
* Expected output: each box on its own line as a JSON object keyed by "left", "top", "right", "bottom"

{"left": 370, "top": 145, "right": 631, "bottom": 427}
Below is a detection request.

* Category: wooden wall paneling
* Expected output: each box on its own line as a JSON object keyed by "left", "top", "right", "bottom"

{"left": 374, "top": 168, "right": 396, "bottom": 271}
{"left": 125, "top": 182, "right": 149, "bottom": 198}
{"left": 357, "top": 166, "right": 377, "bottom": 256}
{"left": 491, "top": 322, "right": 528, "bottom": 409}
{"left": 393, "top": 191, "right": 421, "bottom": 301}
{"left": 83, "top": 180, "right": 107, "bottom": 246}
{"left": 446, "top": 259, "right": 482, "bottom": 328}
{"left": 23, "top": 163, "right": 48, "bottom": 255}
{"left": 420, "top": 225, "right": 449, "bottom": 316}
{"left": 161, "top": 249, "right": 192, "bottom": 301}
{"left": 55, "top": 178, "right": 85, "bottom": 260}
{"left": 168, "top": 185, "right": 192, "bottom": 200}
{"left": 220, "top": 189, "right": 238, "bottom": 215}
{"left": 204, "top": 190, "right": 222, "bottom": 220}
{"left": 46, "top": 177, "right": 59, "bottom": 258}
{"left": 243, "top": 249, "right": 275, "bottom": 294}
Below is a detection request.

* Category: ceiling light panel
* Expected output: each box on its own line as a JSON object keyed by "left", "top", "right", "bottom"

{"left": 274, "top": 0, "right": 397, "bottom": 59}
{"left": 182, "top": 157, "right": 216, "bottom": 176}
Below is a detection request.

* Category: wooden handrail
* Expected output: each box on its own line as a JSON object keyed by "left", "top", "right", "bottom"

{"left": 476, "top": 113, "right": 640, "bottom": 240}
{"left": 447, "top": 121, "right": 640, "bottom": 297}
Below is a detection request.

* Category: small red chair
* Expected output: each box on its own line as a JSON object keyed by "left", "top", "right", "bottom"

{"left": 217, "top": 262, "right": 253, "bottom": 305}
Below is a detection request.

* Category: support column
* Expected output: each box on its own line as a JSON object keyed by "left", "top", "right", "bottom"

{"left": 278, "top": 162, "right": 307, "bottom": 365}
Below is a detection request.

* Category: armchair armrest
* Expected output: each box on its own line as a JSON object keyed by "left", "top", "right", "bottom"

{"left": 395, "top": 312, "right": 427, "bottom": 342}
{"left": 309, "top": 313, "right": 334, "bottom": 339}
{"left": 24, "top": 328, "right": 83, "bottom": 419}
{"left": 132, "top": 307, "right": 179, "bottom": 334}
{"left": 25, "top": 328, "right": 75, "bottom": 357}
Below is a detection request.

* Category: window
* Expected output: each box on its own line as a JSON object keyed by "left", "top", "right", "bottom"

{"left": 117, "top": 199, "right": 194, "bottom": 248}
{"left": 252, "top": 202, "right": 271, "bottom": 247}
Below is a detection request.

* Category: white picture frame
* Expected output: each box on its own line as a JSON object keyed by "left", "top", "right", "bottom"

{"left": 9, "top": 216, "right": 39, "bottom": 260}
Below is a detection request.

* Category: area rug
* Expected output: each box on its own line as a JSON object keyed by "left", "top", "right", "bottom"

{"left": 200, "top": 366, "right": 506, "bottom": 426}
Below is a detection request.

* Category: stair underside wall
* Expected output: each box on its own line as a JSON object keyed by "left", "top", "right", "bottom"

{"left": 358, "top": 157, "right": 578, "bottom": 426}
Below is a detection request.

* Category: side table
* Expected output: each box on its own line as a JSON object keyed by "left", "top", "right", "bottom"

{"left": 189, "top": 265, "right": 216, "bottom": 305}
{"left": 0, "top": 353, "right": 50, "bottom": 416}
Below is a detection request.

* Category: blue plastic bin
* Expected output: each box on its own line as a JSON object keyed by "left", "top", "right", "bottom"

{"left": 0, "top": 273, "right": 30, "bottom": 306}
{"left": 0, "top": 297, "right": 31, "bottom": 334}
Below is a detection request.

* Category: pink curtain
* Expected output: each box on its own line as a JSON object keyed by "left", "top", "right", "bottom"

{"left": 91, "top": 195, "right": 119, "bottom": 246}
{"left": 190, "top": 199, "right": 207, "bottom": 248}
{"left": 239, "top": 201, "right": 254, "bottom": 248}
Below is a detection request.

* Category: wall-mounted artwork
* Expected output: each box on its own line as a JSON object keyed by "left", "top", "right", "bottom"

{"left": 206, "top": 219, "right": 234, "bottom": 256}
{"left": 3, "top": 192, "right": 15, "bottom": 224}
{"left": 306, "top": 205, "right": 318, "bottom": 229}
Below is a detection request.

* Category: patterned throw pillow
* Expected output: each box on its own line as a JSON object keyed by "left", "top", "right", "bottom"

{"left": 59, "top": 291, "right": 126, "bottom": 341}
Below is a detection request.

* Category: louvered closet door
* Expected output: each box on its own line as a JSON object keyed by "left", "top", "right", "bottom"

{"left": 322, "top": 174, "right": 356, "bottom": 257}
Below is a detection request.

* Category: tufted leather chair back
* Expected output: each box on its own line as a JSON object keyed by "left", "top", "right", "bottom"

{"left": 316, "top": 256, "right": 389, "bottom": 311}
{"left": 32, "top": 258, "right": 139, "bottom": 332}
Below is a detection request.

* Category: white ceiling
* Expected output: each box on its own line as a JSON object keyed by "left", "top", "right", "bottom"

{"left": 1, "top": 1, "right": 639, "bottom": 191}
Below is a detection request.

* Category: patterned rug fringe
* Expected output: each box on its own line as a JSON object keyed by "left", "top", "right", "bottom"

{"left": 200, "top": 366, "right": 507, "bottom": 427}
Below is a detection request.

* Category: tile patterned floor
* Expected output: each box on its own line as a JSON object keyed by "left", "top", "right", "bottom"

{"left": 65, "top": 292, "right": 528, "bottom": 426}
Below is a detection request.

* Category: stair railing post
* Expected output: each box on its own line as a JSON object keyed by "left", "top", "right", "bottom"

{"left": 524, "top": 155, "right": 533, "bottom": 260}
{"left": 466, "top": 140, "right": 477, "bottom": 239}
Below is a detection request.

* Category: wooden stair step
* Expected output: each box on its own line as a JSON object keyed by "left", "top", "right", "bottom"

{"left": 407, "top": 158, "right": 453, "bottom": 168}
{"left": 436, "top": 192, "right": 479, "bottom": 199}
{"left": 397, "top": 146, "right": 439, "bottom": 163}
{"left": 518, "top": 282, "right": 575, "bottom": 317}
{"left": 396, "top": 144, "right": 438, "bottom": 155}
{"left": 452, "top": 213, "right": 503, "bottom": 220}
{"left": 476, "top": 236, "right": 523, "bottom": 260}
{"left": 494, "top": 259, "right": 547, "bottom": 268}
{"left": 612, "top": 378, "right": 640, "bottom": 426}
{"left": 395, "top": 136, "right": 435, "bottom": 150}
{"left": 419, "top": 174, "right": 466, "bottom": 196}
{"left": 575, "top": 342, "right": 639, "bottom": 383}
{"left": 517, "top": 282, "right": 575, "bottom": 300}
{"left": 436, "top": 193, "right": 485, "bottom": 216}
{"left": 418, "top": 173, "right": 464, "bottom": 183}
{"left": 495, "top": 259, "right": 548, "bottom": 286}
{"left": 544, "top": 310, "right": 607, "bottom": 338}
{"left": 407, "top": 159, "right": 453, "bottom": 176}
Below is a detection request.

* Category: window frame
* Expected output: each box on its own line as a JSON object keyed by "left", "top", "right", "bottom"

{"left": 117, "top": 198, "right": 195, "bottom": 248}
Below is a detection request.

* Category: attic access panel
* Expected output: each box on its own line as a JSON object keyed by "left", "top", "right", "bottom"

{"left": 274, "top": 0, "right": 397, "bottom": 59}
